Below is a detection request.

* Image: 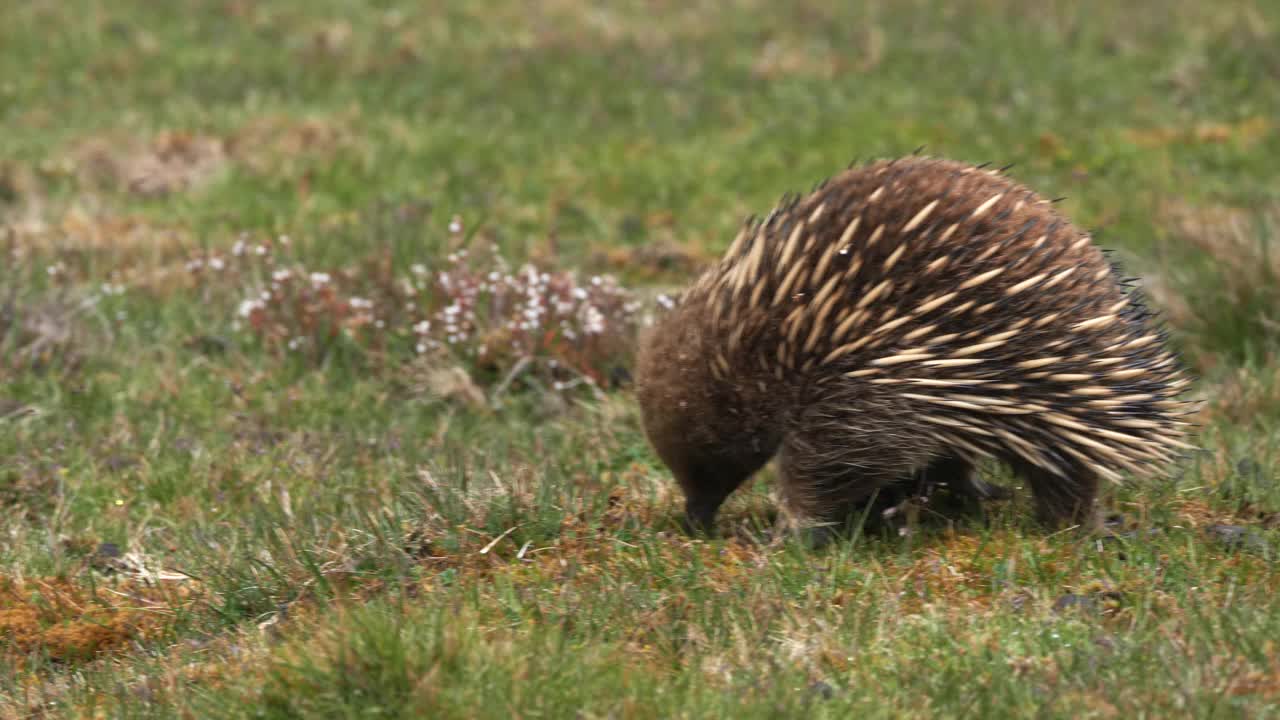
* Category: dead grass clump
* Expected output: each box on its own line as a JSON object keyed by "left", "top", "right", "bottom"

{"left": 1149, "top": 200, "right": 1280, "bottom": 369}
{"left": 1, "top": 172, "right": 195, "bottom": 280}
{"left": 8, "top": 203, "right": 193, "bottom": 267}
{"left": 0, "top": 575, "right": 187, "bottom": 666}
{"left": 74, "top": 131, "right": 228, "bottom": 198}
{"left": 225, "top": 114, "right": 352, "bottom": 177}
{"left": 1199, "top": 364, "right": 1280, "bottom": 426}
{"left": 1124, "top": 117, "right": 1271, "bottom": 149}
{"left": 67, "top": 113, "right": 352, "bottom": 199}
{"left": 0, "top": 280, "right": 107, "bottom": 380}
{"left": 592, "top": 237, "right": 713, "bottom": 283}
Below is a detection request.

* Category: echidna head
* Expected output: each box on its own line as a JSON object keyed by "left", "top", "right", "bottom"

{"left": 634, "top": 303, "right": 779, "bottom": 531}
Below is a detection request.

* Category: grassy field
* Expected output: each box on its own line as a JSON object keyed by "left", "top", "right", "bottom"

{"left": 3, "top": 0, "right": 1280, "bottom": 716}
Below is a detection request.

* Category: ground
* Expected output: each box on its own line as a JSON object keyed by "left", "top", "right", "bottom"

{"left": 2, "top": 1, "right": 1280, "bottom": 717}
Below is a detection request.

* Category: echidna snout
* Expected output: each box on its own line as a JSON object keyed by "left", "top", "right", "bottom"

{"left": 634, "top": 156, "right": 1194, "bottom": 535}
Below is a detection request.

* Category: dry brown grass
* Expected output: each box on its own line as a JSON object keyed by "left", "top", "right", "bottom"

{"left": 0, "top": 575, "right": 190, "bottom": 667}
{"left": 1198, "top": 364, "right": 1280, "bottom": 426}
{"left": 1124, "top": 117, "right": 1272, "bottom": 149}
{"left": 73, "top": 131, "right": 228, "bottom": 199}
{"left": 0, "top": 112, "right": 353, "bottom": 273}
{"left": 1148, "top": 199, "right": 1280, "bottom": 371}
{"left": 68, "top": 115, "right": 352, "bottom": 199}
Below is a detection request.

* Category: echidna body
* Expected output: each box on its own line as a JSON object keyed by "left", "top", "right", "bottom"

{"left": 635, "top": 157, "right": 1193, "bottom": 534}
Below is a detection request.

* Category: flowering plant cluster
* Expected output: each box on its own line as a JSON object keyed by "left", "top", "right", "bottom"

{"left": 184, "top": 220, "right": 648, "bottom": 393}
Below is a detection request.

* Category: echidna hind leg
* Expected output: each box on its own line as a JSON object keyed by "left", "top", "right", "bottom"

{"left": 1014, "top": 460, "right": 1100, "bottom": 528}
{"left": 850, "top": 455, "right": 1010, "bottom": 525}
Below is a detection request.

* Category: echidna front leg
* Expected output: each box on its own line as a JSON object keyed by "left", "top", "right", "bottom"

{"left": 776, "top": 434, "right": 903, "bottom": 532}
{"left": 916, "top": 456, "right": 1012, "bottom": 503}
{"left": 1013, "top": 460, "right": 1100, "bottom": 528}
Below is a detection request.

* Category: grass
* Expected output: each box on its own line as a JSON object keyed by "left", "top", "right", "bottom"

{"left": 2, "top": 0, "right": 1280, "bottom": 716}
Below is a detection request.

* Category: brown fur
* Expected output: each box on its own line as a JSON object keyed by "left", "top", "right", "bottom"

{"left": 635, "top": 156, "right": 1192, "bottom": 535}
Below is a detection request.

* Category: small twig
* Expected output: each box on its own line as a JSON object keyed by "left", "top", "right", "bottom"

{"left": 1043, "top": 523, "right": 1082, "bottom": 540}
{"left": 489, "top": 355, "right": 532, "bottom": 408}
{"left": 479, "top": 525, "right": 520, "bottom": 555}
{"left": 488, "top": 469, "right": 508, "bottom": 496}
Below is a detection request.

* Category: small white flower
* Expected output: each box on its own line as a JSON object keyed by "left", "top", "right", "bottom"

{"left": 232, "top": 240, "right": 246, "bottom": 256}
{"left": 571, "top": 287, "right": 588, "bottom": 300}
{"left": 310, "top": 272, "right": 330, "bottom": 286}
{"left": 415, "top": 342, "right": 427, "bottom": 354}
{"left": 272, "top": 269, "right": 292, "bottom": 282}
{"left": 413, "top": 320, "right": 431, "bottom": 334}
{"left": 209, "top": 257, "right": 226, "bottom": 271}
{"left": 278, "top": 234, "right": 290, "bottom": 245}
{"left": 411, "top": 264, "right": 427, "bottom": 275}
{"left": 583, "top": 305, "right": 606, "bottom": 335}
{"left": 448, "top": 216, "right": 463, "bottom": 233}
{"left": 237, "top": 299, "right": 264, "bottom": 318}
{"left": 349, "top": 297, "right": 373, "bottom": 310}
{"left": 254, "top": 245, "right": 268, "bottom": 256}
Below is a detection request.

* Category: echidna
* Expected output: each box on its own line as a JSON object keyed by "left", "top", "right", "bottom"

{"left": 635, "top": 156, "right": 1194, "bottom": 536}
